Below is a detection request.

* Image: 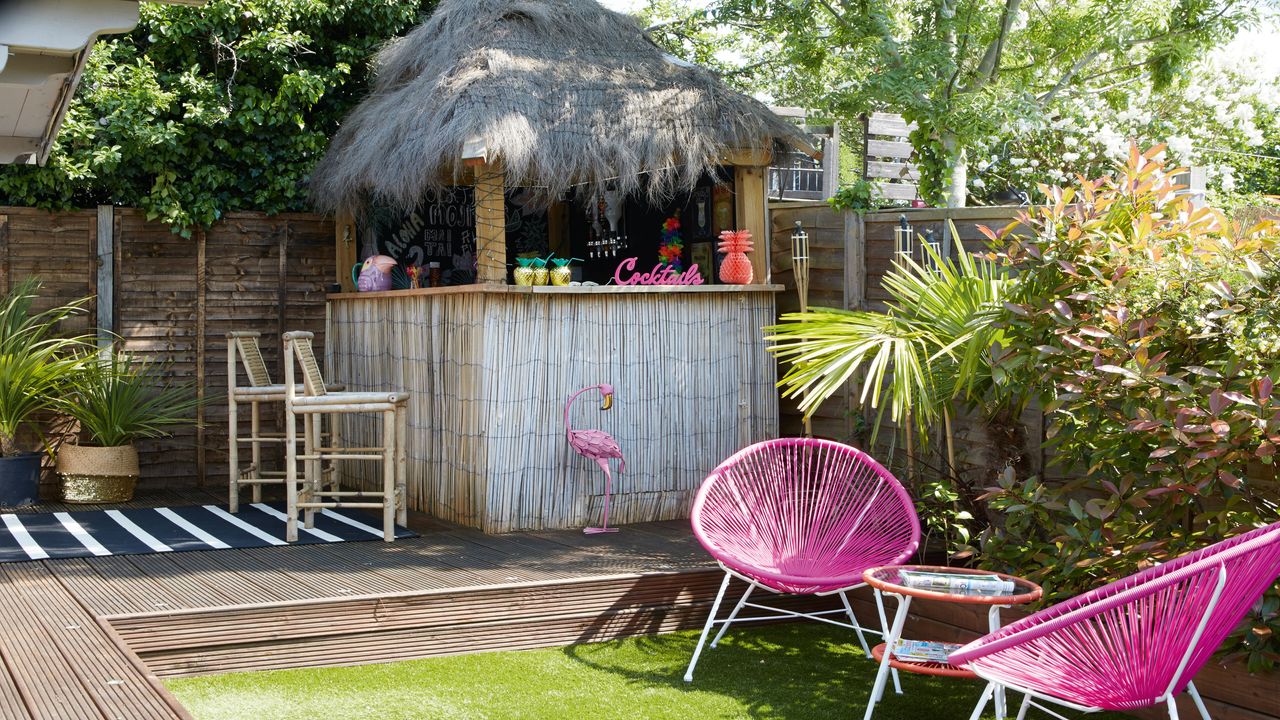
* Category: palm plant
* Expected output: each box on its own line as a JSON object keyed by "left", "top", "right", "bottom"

{"left": 0, "top": 278, "right": 93, "bottom": 456}
{"left": 766, "top": 230, "right": 1018, "bottom": 550}
{"left": 55, "top": 351, "right": 202, "bottom": 447}
{"left": 767, "top": 230, "right": 1013, "bottom": 442}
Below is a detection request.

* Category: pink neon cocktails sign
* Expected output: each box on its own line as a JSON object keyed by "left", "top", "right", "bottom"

{"left": 612, "top": 257, "right": 705, "bottom": 286}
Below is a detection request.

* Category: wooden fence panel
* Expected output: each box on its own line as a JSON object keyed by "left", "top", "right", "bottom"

{"left": 115, "top": 209, "right": 203, "bottom": 485}
{"left": 0, "top": 208, "right": 98, "bottom": 332}
{"left": 0, "top": 206, "right": 335, "bottom": 493}
{"left": 864, "top": 206, "right": 1025, "bottom": 306}
{"left": 770, "top": 202, "right": 855, "bottom": 441}
{"left": 194, "top": 212, "right": 335, "bottom": 493}
{"left": 863, "top": 112, "right": 920, "bottom": 203}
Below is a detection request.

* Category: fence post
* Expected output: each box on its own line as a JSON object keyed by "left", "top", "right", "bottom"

{"left": 96, "top": 205, "right": 114, "bottom": 348}
{"left": 844, "top": 211, "right": 865, "bottom": 311}
{"left": 844, "top": 210, "right": 867, "bottom": 443}
{"left": 821, "top": 134, "right": 839, "bottom": 201}
{"left": 195, "top": 226, "right": 207, "bottom": 486}
{"left": 941, "top": 208, "right": 954, "bottom": 259}
{"left": 335, "top": 209, "right": 357, "bottom": 292}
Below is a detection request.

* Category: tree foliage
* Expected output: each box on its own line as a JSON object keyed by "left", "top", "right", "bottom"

{"left": 765, "top": 145, "right": 1280, "bottom": 665}
{"left": 653, "top": 0, "right": 1260, "bottom": 205}
{"left": 0, "top": 0, "right": 437, "bottom": 233}
{"left": 968, "top": 45, "right": 1279, "bottom": 204}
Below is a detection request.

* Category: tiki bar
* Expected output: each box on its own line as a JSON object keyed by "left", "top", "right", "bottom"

{"left": 310, "top": 0, "right": 807, "bottom": 533}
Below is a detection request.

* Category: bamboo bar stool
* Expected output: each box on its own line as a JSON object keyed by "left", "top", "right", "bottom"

{"left": 226, "top": 331, "right": 343, "bottom": 512}
{"left": 282, "top": 331, "right": 409, "bottom": 542}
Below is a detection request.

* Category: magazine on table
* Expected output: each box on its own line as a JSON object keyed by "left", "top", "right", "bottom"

{"left": 898, "top": 569, "right": 1016, "bottom": 595}
{"left": 892, "top": 639, "right": 963, "bottom": 664}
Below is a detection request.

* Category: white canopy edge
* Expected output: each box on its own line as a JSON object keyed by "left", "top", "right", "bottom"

{"left": 0, "top": 0, "right": 205, "bottom": 165}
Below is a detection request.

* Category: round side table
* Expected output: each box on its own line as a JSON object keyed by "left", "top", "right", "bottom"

{"left": 860, "top": 565, "right": 1042, "bottom": 720}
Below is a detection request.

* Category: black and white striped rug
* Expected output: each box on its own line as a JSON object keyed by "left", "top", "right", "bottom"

{"left": 0, "top": 503, "right": 416, "bottom": 563}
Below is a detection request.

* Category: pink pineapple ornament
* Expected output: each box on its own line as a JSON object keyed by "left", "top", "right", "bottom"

{"left": 357, "top": 255, "right": 397, "bottom": 292}
{"left": 565, "top": 384, "right": 625, "bottom": 534}
{"left": 718, "top": 230, "right": 754, "bottom": 284}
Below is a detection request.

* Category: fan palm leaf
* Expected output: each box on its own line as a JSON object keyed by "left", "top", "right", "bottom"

{"left": 766, "top": 227, "right": 1013, "bottom": 445}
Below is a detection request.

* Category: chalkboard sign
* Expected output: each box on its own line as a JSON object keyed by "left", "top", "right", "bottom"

{"left": 368, "top": 187, "right": 548, "bottom": 286}
{"left": 505, "top": 187, "right": 550, "bottom": 258}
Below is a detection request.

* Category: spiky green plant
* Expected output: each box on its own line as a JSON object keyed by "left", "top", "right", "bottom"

{"left": 0, "top": 278, "right": 94, "bottom": 456}
{"left": 766, "top": 229, "right": 1014, "bottom": 443}
{"left": 55, "top": 352, "right": 203, "bottom": 447}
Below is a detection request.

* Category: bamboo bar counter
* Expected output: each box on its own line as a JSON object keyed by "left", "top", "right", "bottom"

{"left": 327, "top": 284, "right": 781, "bottom": 533}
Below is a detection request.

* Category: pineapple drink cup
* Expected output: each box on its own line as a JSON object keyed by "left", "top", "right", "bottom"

{"left": 531, "top": 257, "right": 550, "bottom": 285}
{"left": 550, "top": 258, "right": 574, "bottom": 286}
{"left": 514, "top": 258, "right": 537, "bottom": 286}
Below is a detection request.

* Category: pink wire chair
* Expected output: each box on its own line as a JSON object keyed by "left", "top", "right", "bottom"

{"left": 684, "top": 438, "right": 921, "bottom": 682}
{"left": 950, "top": 520, "right": 1280, "bottom": 720}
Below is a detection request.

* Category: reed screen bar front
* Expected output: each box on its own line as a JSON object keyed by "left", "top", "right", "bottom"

{"left": 327, "top": 285, "right": 780, "bottom": 533}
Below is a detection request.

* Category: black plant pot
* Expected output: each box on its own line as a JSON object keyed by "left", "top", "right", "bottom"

{"left": 0, "top": 452, "right": 41, "bottom": 507}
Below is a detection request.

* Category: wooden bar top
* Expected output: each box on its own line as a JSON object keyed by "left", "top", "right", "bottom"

{"left": 328, "top": 283, "right": 785, "bottom": 300}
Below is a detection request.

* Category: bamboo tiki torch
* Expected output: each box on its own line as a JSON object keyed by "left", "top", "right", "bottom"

{"left": 791, "top": 221, "right": 811, "bottom": 436}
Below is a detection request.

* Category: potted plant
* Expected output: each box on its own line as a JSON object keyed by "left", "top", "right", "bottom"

{"left": 53, "top": 351, "right": 202, "bottom": 503}
{"left": 0, "top": 278, "right": 93, "bottom": 506}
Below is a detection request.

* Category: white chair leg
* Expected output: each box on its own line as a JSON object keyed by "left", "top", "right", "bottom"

{"left": 987, "top": 605, "right": 1008, "bottom": 718}
{"left": 838, "top": 591, "right": 872, "bottom": 656}
{"left": 1167, "top": 695, "right": 1181, "bottom": 720}
{"left": 968, "top": 682, "right": 996, "bottom": 720}
{"left": 685, "top": 572, "right": 733, "bottom": 682}
{"left": 710, "top": 582, "right": 755, "bottom": 648}
{"left": 1186, "top": 683, "right": 1211, "bottom": 720}
{"left": 1015, "top": 693, "right": 1032, "bottom": 720}
{"left": 866, "top": 594, "right": 910, "bottom": 712}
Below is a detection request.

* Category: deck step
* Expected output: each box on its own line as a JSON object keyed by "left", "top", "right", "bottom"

{"left": 109, "top": 570, "right": 839, "bottom": 677}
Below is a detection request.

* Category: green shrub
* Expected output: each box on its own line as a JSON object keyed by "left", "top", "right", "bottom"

{"left": 981, "top": 144, "right": 1280, "bottom": 671}
{"left": 55, "top": 352, "right": 204, "bottom": 447}
{"left": 827, "top": 178, "right": 880, "bottom": 215}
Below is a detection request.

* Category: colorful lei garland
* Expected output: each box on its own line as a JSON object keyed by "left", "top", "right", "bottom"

{"left": 658, "top": 216, "right": 683, "bottom": 273}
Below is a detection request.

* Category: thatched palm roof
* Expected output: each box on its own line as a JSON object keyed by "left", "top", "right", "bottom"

{"left": 310, "top": 0, "right": 805, "bottom": 213}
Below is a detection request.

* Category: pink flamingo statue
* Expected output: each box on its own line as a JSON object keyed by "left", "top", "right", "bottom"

{"left": 565, "top": 384, "right": 625, "bottom": 534}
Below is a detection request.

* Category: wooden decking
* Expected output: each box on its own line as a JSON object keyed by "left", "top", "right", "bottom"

{"left": 3, "top": 490, "right": 1272, "bottom": 720}
{"left": 0, "top": 489, "right": 724, "bottom": 720}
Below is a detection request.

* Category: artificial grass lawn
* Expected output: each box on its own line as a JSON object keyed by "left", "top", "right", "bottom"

{"left": 167, "top": 623, "right": 1125, "bottom": 720}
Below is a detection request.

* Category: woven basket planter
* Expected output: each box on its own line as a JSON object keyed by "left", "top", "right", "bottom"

{"left": 56, "top": 444, "right": 140, "bottom": 504}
